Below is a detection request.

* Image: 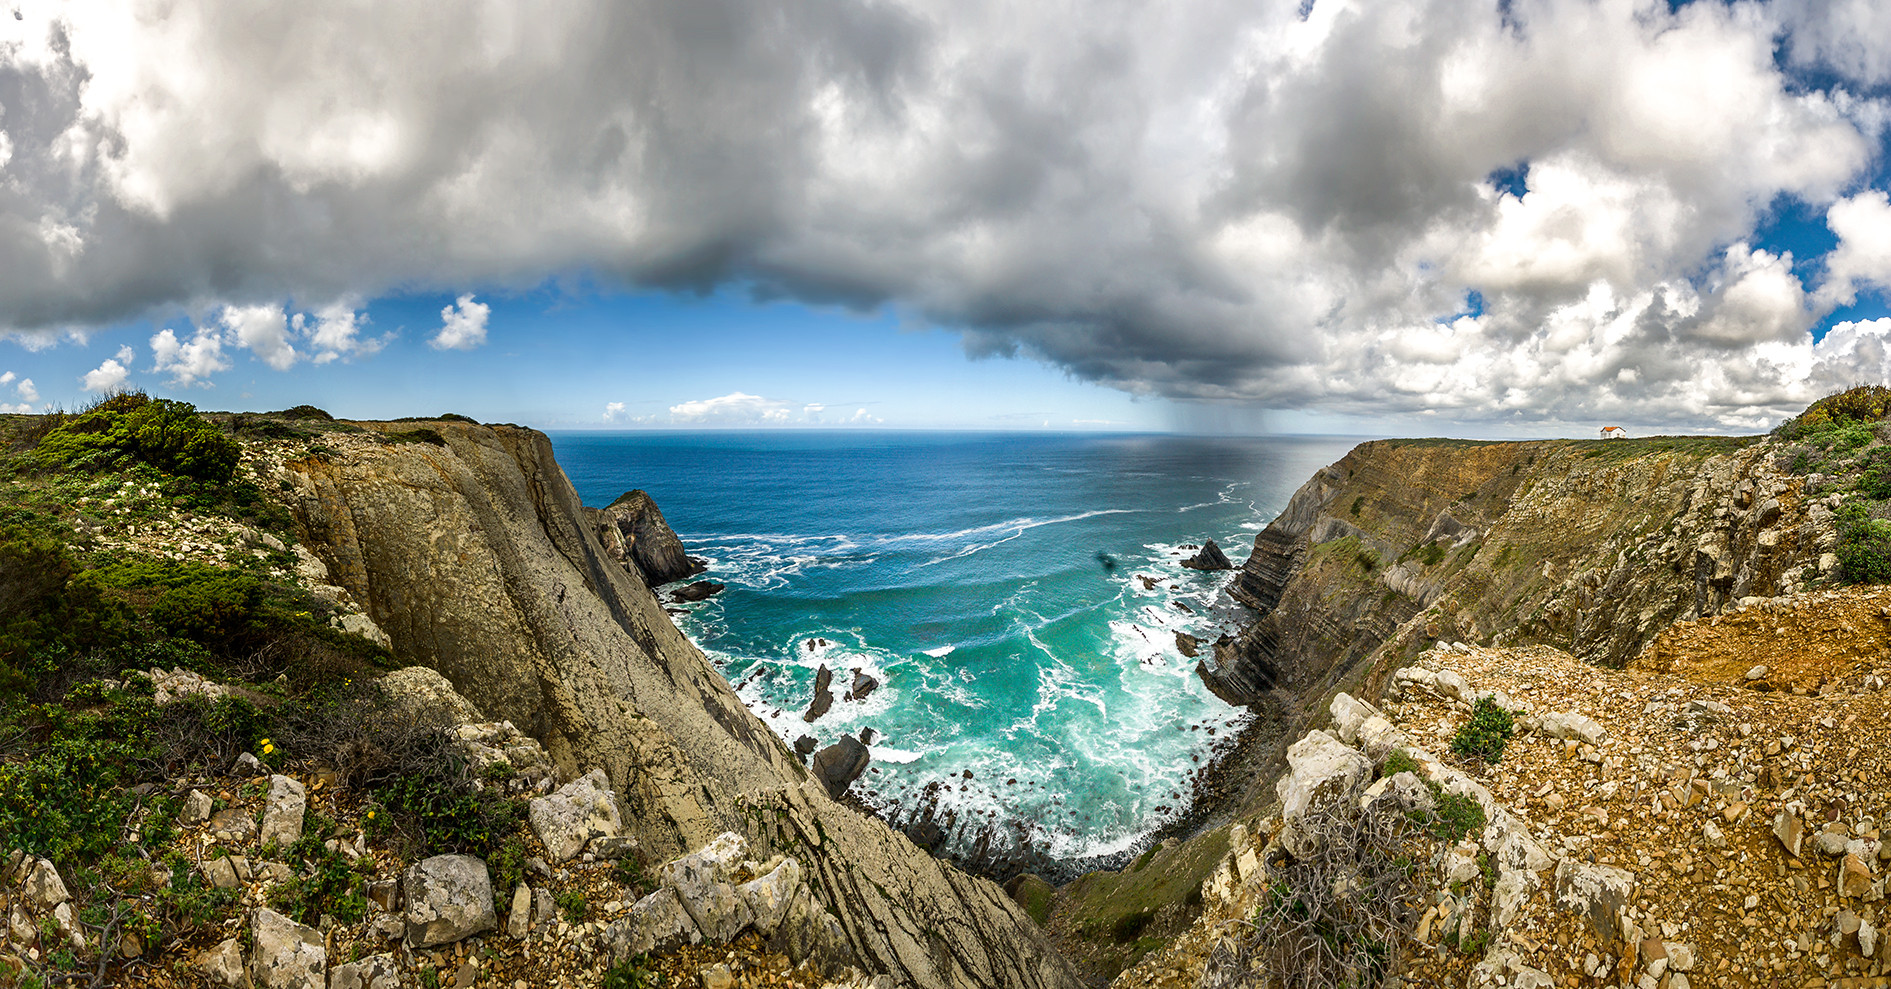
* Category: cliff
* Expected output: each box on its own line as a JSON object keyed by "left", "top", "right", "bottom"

{"left": 1201, "top": 436, "right": 1834, "bottom": 722}
{"left": 278, "top": 421, "right": 1081, "bottom": 989}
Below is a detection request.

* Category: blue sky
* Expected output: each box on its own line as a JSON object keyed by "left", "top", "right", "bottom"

{"left": 4, "top": 0, "right": 1891, "bottom": 436}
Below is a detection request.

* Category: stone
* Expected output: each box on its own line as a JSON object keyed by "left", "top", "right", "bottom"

{"left": 670, "top": 580, "right": 724, "bottom": 603}
{"left": 196, "top": 937, "right": 249, "bottom": 988}
{"left": 210, "top": 807, "right": 260, "bottom": 842}
{"left": 23, "top": 858, "right": 70, "bottom": 908}
{"left": 803, "top": 665, "right": 836, "bottom": 723}
{"left": 337, "top": 612, "right": 392, "bottom": 648}
{"left": 526, "top": 769, "right": 623, "bottom": 863}
{"left": 1554, "top": 859, "right": 1634, "bottom": 942}
{"left": 380, "top": 667, "right": 485, "bottom": 725}
{"left": 589, "top": 836, "right": 640, "bottom": 861}
{"left": 327, "top": 953, "right": 402, "bottom": 989}
{"left": 184, "top": 788, "right": 216, "bottom": 822}
{"left": 793, "top": 736, "right": 818, "bottom": 759}
{"left": 1864, "top": 919, "right": 1879, "bottom": 957}
{"left": 1274, "top": 731, "right": 1371, "bottom": 859}
{"left": 1774, "top": 811, "right": 1805, "bottom": 859}
{"left": 366, "top": 879, "right": 400, "bottom": 912}
{"left": 588, "top": 489, "right": 706, "bottom": 587}
{"left": 1746, "top": 665, "right": 1769, "bottom": 681}
{"left": 699, "top": 963, "right": 736, "bottom": 989}
{"left": 249, "top": 908, "right": 325, "bottom": 989}
{"left": 1536, "top": 711, "right": 1607, "bottom": 747}
{"left": 259, "top": 775, "right": 308, "bottom": 851}
{"left": 9, "top": 902, "right": 35, "bottom": 947}
{"left": 1842, "top": 854, "right": 1875, "bottom": 898}
{"left": 1818, "top": 828, "right": 1852, "bottom": 858}
{"left": 235, "top": 752, "right": 265, "bottom": 775}
{"left": 1664, "top": 943, "right": 1696, "bottom": 972}
{"left": 204, "top": 856, "right": 243, "bottom": 890}
{"left": 660, "top": 833, "right": 754, "bottom": 943}
{"left": 811, "top": 736, "right": 871, "bottom": 798}
{"left": 764, "top": 884, "right": 853, "bottom": 972}
{"left": 533, "top": 887, "right": 555, "bottom": 927}
{"left": 507, "top": 884, "right": 531, "bottom": 938}
{"left": 845, "top": 669, "right": 880, "bottom": 702}
{"left": 1703, "top": 820, "right": 1727, "bottom": 849}
{"left": 402, "top": 854, "right": 497, "bottom": 948}
{"left": 51, "top": 902, "right": 84, "bottom": 950}
{"left": 738, "top": 858, "right": 804, "bottom": 934}
{"left": 602, "top": 888, "right": 703, "bottom": 963}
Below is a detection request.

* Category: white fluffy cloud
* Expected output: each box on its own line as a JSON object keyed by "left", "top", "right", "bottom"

{"left": 431, "top": 295, "right": 489, "bottom": 351}
{"left": 151, "top": 326, "right": 230, "bottom": 387}
{"left": 80, "top": 346, "right": 136, "bottom": 392}
{"left": 220, "top": 304, "right": 297, "bottom": 370}
{"left": 0, "top": 0, "right": 1886, "bottom": 426}
{"left": 669, "top": 392, "right": 794, "bottom": 425}
{"left": 0, "top": 370, "right": 37, "bottom": 411}
{"left": 1817, "top": 192, "right": 1891, "bottom": 312}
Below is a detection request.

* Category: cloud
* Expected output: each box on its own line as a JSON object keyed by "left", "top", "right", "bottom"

{"left": 431, "top": 294, "right": 489, "bottom": 351}
{"left": 0, "top": 0, "right": 1884, "bottom": 426}
{"left": 296, "top": 302, "right": 386, "bottom": 364}
{"left": 14, "top": 376, "right": 37, "bottom": 403}
{"left": 1816, "top": 192, "right": 1891, "bottom": 312}
{"left": 81, "top": 345, "right": 135, "bottom": 392}
{"left": 220, "top": 304, "right": 296, "bottom": 370}
{"left": 151, "top": 326, "right": 230, "bottom": 386}
{"left": 603, "top": 401, "right": 627, "bottom": 422}
{"left": 669, "top": 392, "right": 795, "bottom": 424}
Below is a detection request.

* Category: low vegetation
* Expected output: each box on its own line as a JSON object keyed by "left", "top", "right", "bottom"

{"left": 1772, "top": 385, "right": 1891, "bottom": 584}
{"left": 1450, "top": 696, "right": 1515, "bottom": 765}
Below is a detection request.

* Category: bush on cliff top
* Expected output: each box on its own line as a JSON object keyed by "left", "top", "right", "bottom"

{"left": 34, "top": 392, "right": 242, "bottom": 483}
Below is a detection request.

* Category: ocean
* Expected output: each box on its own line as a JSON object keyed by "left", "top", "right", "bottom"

{"left": 550, "top": 430, "right": 1356, "bottom": 865}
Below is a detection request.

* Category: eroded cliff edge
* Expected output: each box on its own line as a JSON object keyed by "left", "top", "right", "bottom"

{"left": 278, "top": 420, "right": 1081, "bottom": 989}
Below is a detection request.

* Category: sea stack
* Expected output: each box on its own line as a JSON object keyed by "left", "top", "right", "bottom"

{"left": 1180, "top": 538, "right": 1234, "bottom": 571}
{"left": 588, "top": 489, "right": 707, "bottom": 587}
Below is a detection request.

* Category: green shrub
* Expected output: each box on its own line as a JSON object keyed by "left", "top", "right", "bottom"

{"left": 269, "top": 848, "right": 367, "bottom": 925}
{"left": 1416, "top": 790, "right": 1487, "bottom": 844}
{"left": 35, "top": 395, "right": 241, "bottom": 483}
{"left": 1837, "top": 502, "right": 1891, "bottom": 584}
{"left": 557, "top": 889, "right": 588, "bottom": 924}
{"left": 1382, "top": 749, "right": 1420, "bottom": 778}
{"left": 276, "top": 405, "right": 335, "bottom": 421}
{"left": 1451, "top": 696, "right": 1515, "bottom": 764}
{"left": 602, "top": 957, "right": 663, "bottom": 989}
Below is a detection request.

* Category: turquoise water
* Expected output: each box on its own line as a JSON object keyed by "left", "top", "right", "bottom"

{"left": 551, "top": 431, "right": 1355, "bottom": 862}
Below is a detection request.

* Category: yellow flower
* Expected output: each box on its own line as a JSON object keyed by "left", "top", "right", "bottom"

{"left": 366, "top": 810, "right": 375, "bottom": 820}
{"left": 262, "top": 742, "right": 276, "bottom": 755}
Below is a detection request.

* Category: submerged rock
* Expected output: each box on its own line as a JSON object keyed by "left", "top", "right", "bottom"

{"left": 671, "top": 580, "right": 725, "bottom": 603}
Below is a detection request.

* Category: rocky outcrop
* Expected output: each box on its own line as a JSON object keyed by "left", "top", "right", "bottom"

{"left": 1180, "top": 539, "right": 1233, "bottom": 571}
{"left": 273, "top": 421, "right": 1081, "bottom": 989}
{"left": 527, "top": 769, "right": 624, "bottom": 862}
{"left": 402, "top": 854, "right": 497, "bottom": 948}
{"left": 588, "top": 488, "right": 706, "bottom": 588}
{"left": 811, "top": 736, "right": 871, "bottom": 798}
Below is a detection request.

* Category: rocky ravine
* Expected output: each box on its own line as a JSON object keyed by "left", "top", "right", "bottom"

{"left": 273, "top": 421, "right": 1080, "bottom": 989}
{"left": 1119, "top": 583, "right": 1891, "bottom": 989}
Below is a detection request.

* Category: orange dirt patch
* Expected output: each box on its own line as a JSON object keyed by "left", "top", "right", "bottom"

{"left": 1630, "top": 585, "right": 1891, "bottom": 692}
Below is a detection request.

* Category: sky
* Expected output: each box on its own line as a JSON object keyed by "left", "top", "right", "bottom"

{"left": 2, "top": 0, "right": 1891, "bottom": 436}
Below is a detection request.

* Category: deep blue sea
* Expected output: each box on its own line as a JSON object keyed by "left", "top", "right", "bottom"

{"left": 550, "top": 431, "right": 1356, "bottom": 862}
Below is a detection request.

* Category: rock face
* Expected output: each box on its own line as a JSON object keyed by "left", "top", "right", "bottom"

{"left": 588, "top": 488, "right": 706, "bottom": 587}
{"left": 527, "top": 768, "right": 624, "bottom": 862}
{"left": 278, "top": 421, "right": 1081, "bottom": 989}
{"left": 402, "top": 854, "right": 497, "bottom": 948}
{"left": 1180, "top": 539, "right": 1234, "bottom": 571}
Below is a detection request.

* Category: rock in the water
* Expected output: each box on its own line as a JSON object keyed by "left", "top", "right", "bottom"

{"left": 403, "top": 854, "right": 497, "bottom": 948}
{"left": 803, "top": 665, "right": 836, "bottom": 723}
{"left": 1174, "top": 632, "right": 1200, "bottom": 658}
{"left": 793, "top": 735, "right": 818, "bottom": 759}
{"left": 845, "top": 669, "right": 880, "bottom": 702}
{"left": 671, "top": 580, "right": 725, "bottom": 603}
{"left": 590, "top": 490, "right": 707, "bottom": 587}
{"left": 195, "top": 938, "right": 248, "bottom": 989}
{"left": 1180, "top": 539, "right": 1234, "bottom": 571}
{"left": 527, "top": 769, "right": 623, "bottom": 862}
{"left": 259, "top": 775, "right": 307, "bottom": 850}
{"left": 249, "top": 908, "right": 325, "bottom": 989}
{"left": 328, "top": 953, "right": 401, "bottom": 989}
{"left": 811, "top": 736, "right": 871, "bottom": 798}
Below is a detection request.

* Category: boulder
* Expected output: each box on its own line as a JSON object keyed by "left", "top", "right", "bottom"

{"left": 738, "top": 858, "right": 804, "bottom": 933}
{"left": 1535, "top": 711, "right": 1607, "bottom": 747}
{"left": 1180, "top": 539, "right": 1234, "bottom": 571}
{"left": 184, "top": 788, "right": 215, "bottom": 823}
{"left": 249, "top": 908, "right": 325, "bottom": 989}
{"left": 507, "top": 884, "right": 532, "bottom": 938}
{"left": 659, "top": 833, "right": 754, "bottom": 943}
{"left": 195, "top": 938, "right": 249, "bottom": 989}
{"left": 811, "top": 736, "right": 872, "bottom": 798}
{"left": 765, "top": 884, "right": 854, "bottom": 972}
{"left": 1774, "top": 811, "right": 1806, "bottom": 859}
{"left": 380, "top": 667, "right": 485, "bottom": 725}
{"left": 259, "top": 775, "right": 307, "bottom": 851}
{"left": 671, "top": 581, "right": 725, "bottom": 603}
{"left": 23, "top": 858, "right": 70, "bottom": 908}
{"left": 589, "top": 490, "right": 706, "bottom": 587}
{"left": 602, "top": 888, "right": 703, "bottom": 963}
{"left": 803, "top": 665, "right": 836, "bottom": 723}
{"left": 1842, "top": 854, "right": 1875, "bottom": 898}
{"left": 1174, "top": 632, "right": 1199, "bottom": 658}
{"left": 1554, "top": 859, "right": 1634, "bottom": 942}
{"left": 527, "top": 769, "right": 623, "bottom": 862}
{"left": 209, "top": 807, "right": 260, "bottom": 843}
{"left": 402, "top": 855, "right": 497, "bottom": 947}
{"left": 793, "top": 735, "right": 818, "bottom": 759}
{"left": 326, "top": 953, "right": 401, "bottom": 989}
{"left": 845, "top": 670, "right": 880, "bottom": 703}
{"left": 1274, "top": 731, "right": 1371, "bottom": 858}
